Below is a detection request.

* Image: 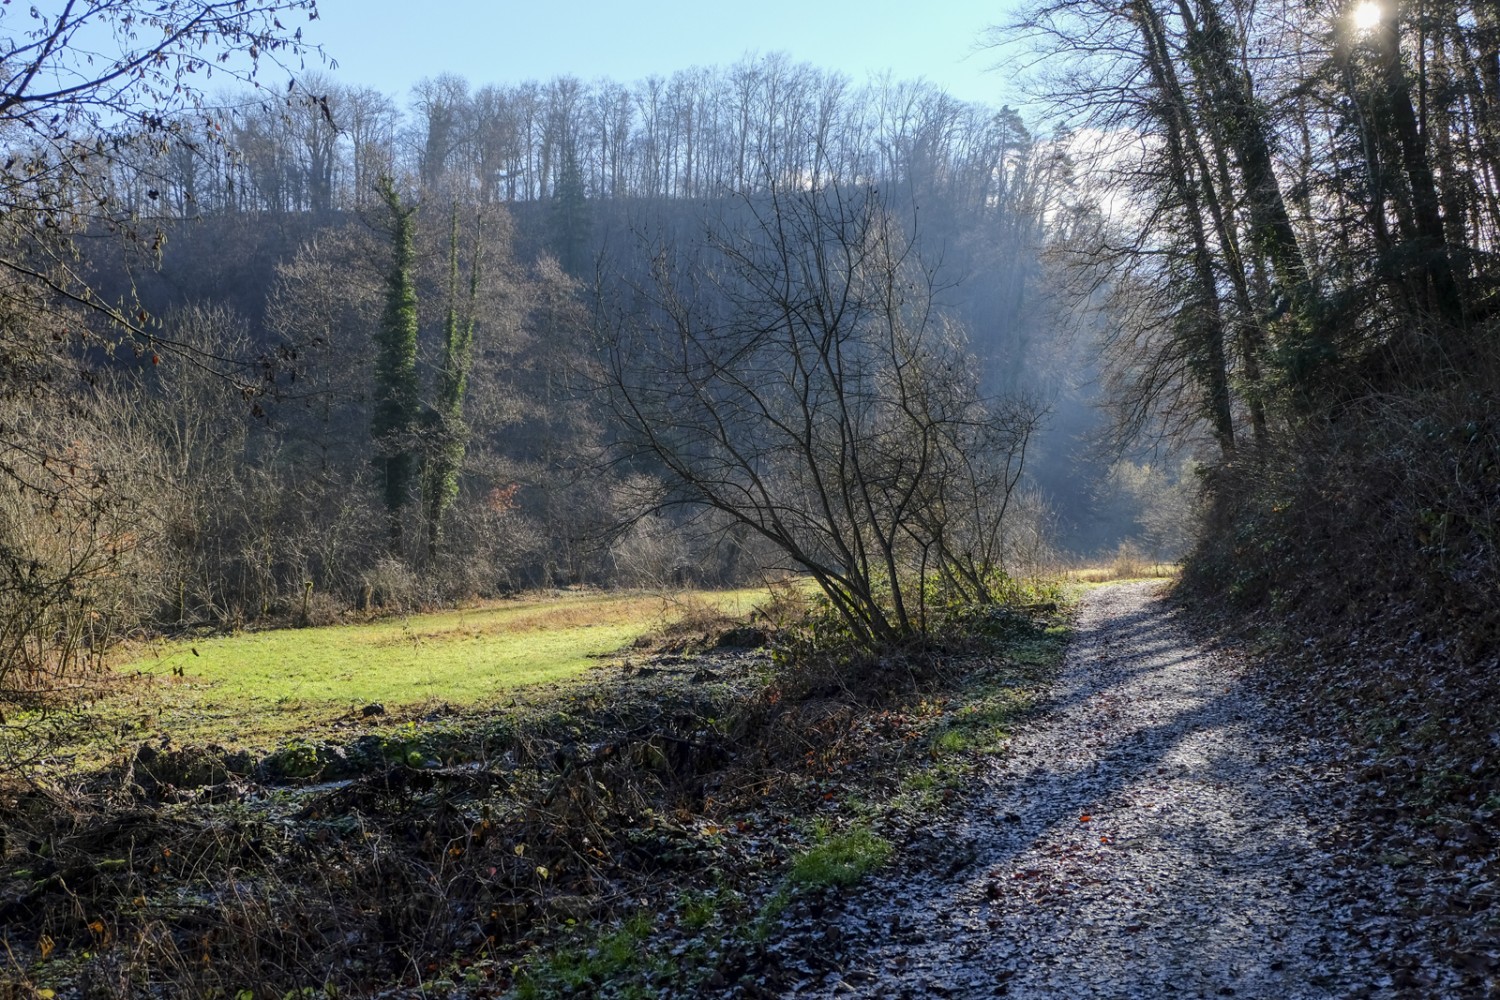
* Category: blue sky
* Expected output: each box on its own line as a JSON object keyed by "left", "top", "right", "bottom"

{"left": 300, "top": 0, "right": 1022, "bottom": 107}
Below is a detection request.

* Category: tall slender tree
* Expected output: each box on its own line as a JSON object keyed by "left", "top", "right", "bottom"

{"left": 422, "top": 204, "right": 482, "bottom": 556}
{"left": 550, "top": 144, "right": 591, "bottom": 276}
{"left": 373, "top": 176, "right": 421, "bottom": 546}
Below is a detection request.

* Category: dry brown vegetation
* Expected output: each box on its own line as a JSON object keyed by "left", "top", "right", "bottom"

{"left": 1059, "top": 544, "right": 1180, "bottom": 585}
{"left": 0, "top": 600, "right": 1069, "bottom": 998}
{"left": 1179, "top": 346, "right": 1500, "bottom": 984}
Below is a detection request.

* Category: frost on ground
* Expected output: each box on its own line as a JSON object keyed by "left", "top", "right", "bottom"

{"left": 781, "top": 582, "right": 1471, "bottom": 999}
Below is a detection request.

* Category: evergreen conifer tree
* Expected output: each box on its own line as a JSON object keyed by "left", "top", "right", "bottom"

{"left": 550, "top": 145, "right": 591, "bottom": 275}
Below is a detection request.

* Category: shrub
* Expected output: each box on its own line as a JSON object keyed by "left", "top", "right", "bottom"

{"left": 360, "top": 555, "right": 424, "bottom": 611}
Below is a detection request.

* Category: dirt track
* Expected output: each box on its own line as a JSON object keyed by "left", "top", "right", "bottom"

{"left": 786, "top": 582, "right": 1458, "bottom": 999}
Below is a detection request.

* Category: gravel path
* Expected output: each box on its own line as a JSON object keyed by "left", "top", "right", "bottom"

{"left": 790, "top": 582, "right": 1427, "bottom": 999}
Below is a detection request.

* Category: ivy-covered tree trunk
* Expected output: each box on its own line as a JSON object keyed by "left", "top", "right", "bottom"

{"left": 373, "top": 177, "right": 421, "bottom": 548}
{"left": 422, "top": 203, "right": 481, "bottom": 557}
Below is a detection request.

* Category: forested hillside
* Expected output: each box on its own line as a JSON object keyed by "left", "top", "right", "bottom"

{"left": 2, "top": 31, "right": 1137, "bottom": 683}
{"left": 1, "top": 1, "right": 1498, "bottom": 995}
{"left": 2, "top": 0, "right": 1495, "bottom": 689}
{"left": 0, "top": 0, "right": 1493, "bottom": 687}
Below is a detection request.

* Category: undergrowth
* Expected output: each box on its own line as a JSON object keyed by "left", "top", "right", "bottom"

{"left": 1183, "top": 363, "right": 1499, "bottom": 815}
{"left": 1180, "top": 344, "right": 1499, "bottom": 991}
{"left": 0, "top": 587, "right": 1072, "bottom": 999}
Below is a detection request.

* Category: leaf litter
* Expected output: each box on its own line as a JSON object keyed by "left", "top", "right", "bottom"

{"left": 774, "top": 582, "right": 1490, "bottom": 998}
{"left": 6, "top": 584, "right": 1490, "bottom": 997}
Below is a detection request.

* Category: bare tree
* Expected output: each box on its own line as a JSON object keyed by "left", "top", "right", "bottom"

{"left": 0, "top": 1, "right": 321, "bottom": 679}
{"left": 409, "top": 74, "right": 472, "bottom": 195}
{"left": 0, "top": 0, "right": 321, "bottom": 336}
{"left": 597, "top": 185, "right": 1038, "bottom": 649}
{"left": 341, "top": 85, "right": 401, "bottom": 209}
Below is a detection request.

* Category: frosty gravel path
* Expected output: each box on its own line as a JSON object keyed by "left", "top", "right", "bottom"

{"left": 793, "top": 582, "right": 1401, "bottom": 999}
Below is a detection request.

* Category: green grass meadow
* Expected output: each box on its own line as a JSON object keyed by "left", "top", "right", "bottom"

{"left": 73, "top": 587, "right": 766, "bottom": 751}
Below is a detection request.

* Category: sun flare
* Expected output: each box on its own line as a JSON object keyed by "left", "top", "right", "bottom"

{"left": 1350, "top": 0, "right": 1384, "bottom": 32}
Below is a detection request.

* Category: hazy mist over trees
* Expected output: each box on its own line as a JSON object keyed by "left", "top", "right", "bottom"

{"left": 9, "top": 0, "right": 1493, "bottom": 687}
{"left": 4, "top": 5, "right": 1499, "bottom": 996}
{"left": 1, "top": 21, "right": 1134, "bottom": 682}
